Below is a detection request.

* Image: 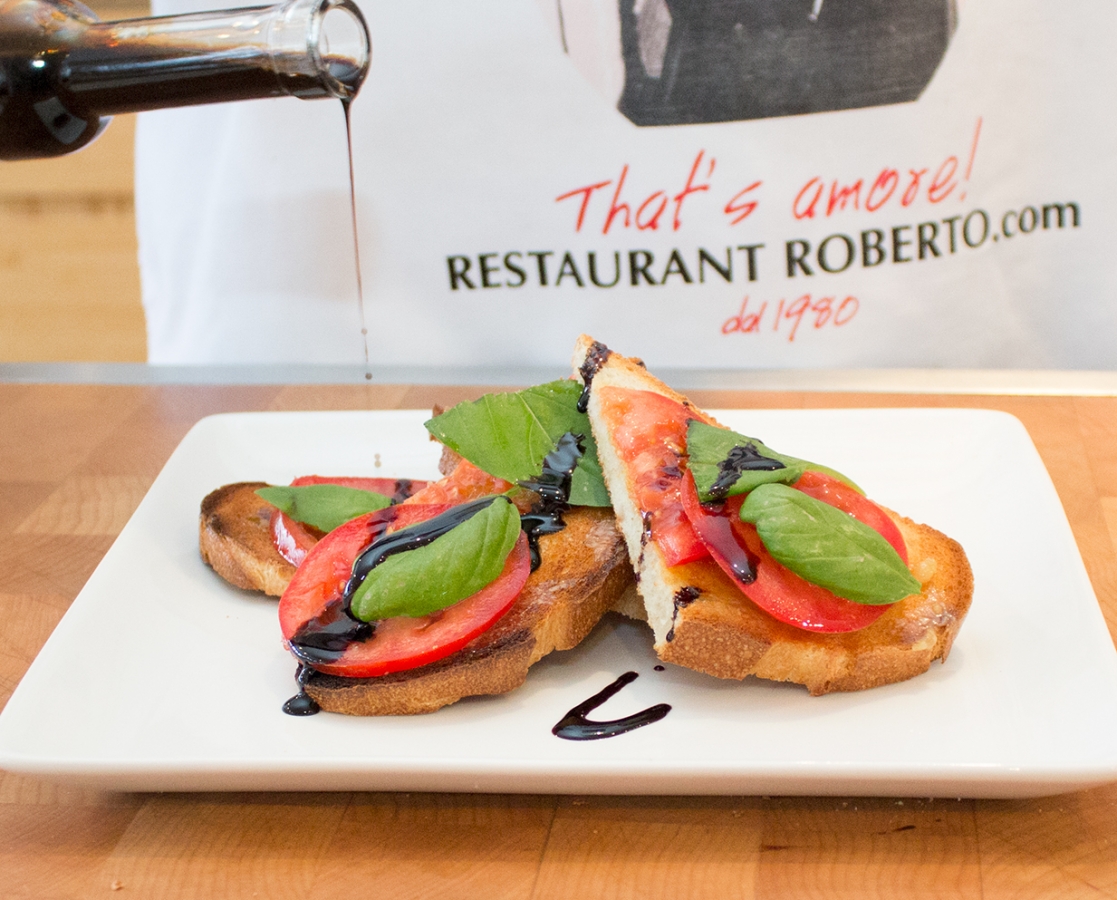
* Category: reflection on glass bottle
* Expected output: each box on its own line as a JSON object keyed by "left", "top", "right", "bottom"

{"left": 0, "top": 0, "right": 369, "bottom": 159}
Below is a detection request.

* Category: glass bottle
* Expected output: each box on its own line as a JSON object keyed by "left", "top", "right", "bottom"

{"left": 0, "top": 0, "right": 369, "bottom": 159}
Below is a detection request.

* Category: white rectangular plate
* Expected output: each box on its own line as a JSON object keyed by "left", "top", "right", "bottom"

{"left": 2, "top": 408, "right": 1117, "bottom": 797}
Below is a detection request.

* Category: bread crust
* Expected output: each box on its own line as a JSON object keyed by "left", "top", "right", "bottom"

{"left": 199, "top": 482, "right": 295, "bottom": 597}
{"left": 199, "top": 482, "right": 636, "bottom": 714}
{"left": 572, "top": 334, "right": 974, "bottom": 694}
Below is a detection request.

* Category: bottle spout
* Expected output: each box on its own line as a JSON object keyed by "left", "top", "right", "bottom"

{"left": 269, "top": 0, "right": 370, "bottom": 100}
{"left": 63, "top": 0, "right": 372, "bottom": 114}
{"left": 0, "top": 0, "right": 371, "bottom": 158}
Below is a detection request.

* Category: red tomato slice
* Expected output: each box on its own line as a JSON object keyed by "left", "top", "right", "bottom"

{"left": 404, "top": 459, "right": 514, "bottom": 507}
{"left": 279, "top": 504, "right": 531, "bottom": 677}
{"left": 272, "top": 514, "right": 315, "bottom": 568}
{"left": 792, "top": 470, "right": 907, "bottom": 563}
{"left": 596, "top": 387, "right": 708, "bottom": 566}
{"left": 278, "top": 503, "right": 453, "bottom": 638}
{"left": 680, "top": 473, "right": 888, "bottom": 633}
{"left": 290, "top": 475, "right": 429, "bottom": 498}
{"left": 678, "top": 477, "right": 758, "bottom": 584}
{"left": 271, "top": 475, "right": 428, "bottom": 567}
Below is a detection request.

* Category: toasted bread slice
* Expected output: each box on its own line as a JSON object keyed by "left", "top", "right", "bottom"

{"left": 572, "top": 334, "right": 973, "bottom": 695}
{"left": 199, "top": 474, "right": 637, "bottom": 715}
{"left": 200, "top": 482, "right": 295, "bottom": 597}
{"left": 199, "top": 451, "right": 461, "bottom": 597}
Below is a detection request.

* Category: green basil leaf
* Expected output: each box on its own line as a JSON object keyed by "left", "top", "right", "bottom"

{"left": 425, "top": 379, "right": 610, "bottom": 507}
{"left": 349, "top": 495, "right": 521, "bottom": 621}
{"left": 687, "top": 420, "right": 861, "bottom": 502}
{"left": 739, "top": 483, "right": 920, "bottom": 605}
{"left": 255, "top": 484, "right": 392, "bottom": 533}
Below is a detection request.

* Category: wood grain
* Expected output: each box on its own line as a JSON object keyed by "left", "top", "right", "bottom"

{"left": 2, "top": 383, "right": 1117, "bottom": 899}
{"left": 0, "top": 116, "right": 146, "bottom": 363}
{"left": 0, "top": 0, "right": 154, "bottom": 364}
{"left": 536, "top": 796, "right": 763, "bottom": 900}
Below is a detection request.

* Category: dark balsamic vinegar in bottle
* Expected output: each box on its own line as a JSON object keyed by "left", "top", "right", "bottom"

{"left": 0, "top": 0, "right": 369, "bottom": 159}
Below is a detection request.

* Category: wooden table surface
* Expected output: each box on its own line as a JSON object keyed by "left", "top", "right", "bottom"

{"left": 3, "top": 380, "right": 1117, "bottom": 899}
{"left": 0, "top": 0, "right": 151, "bottom": 365}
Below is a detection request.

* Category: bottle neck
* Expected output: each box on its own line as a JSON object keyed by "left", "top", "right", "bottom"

{"left": 60, "top": 0, "right": 368, "bottom": 116}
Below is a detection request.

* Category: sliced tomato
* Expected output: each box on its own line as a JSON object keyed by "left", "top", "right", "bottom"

{"left": 278, "top": 503, "right": 452, "bottom": 638}
{"left": 402, "top": 459, "right": 514, "bottom": 508}
{"left": 792, "top": 470, "right": 907, "bottom": 563}
{"left": 278, "top": 504, "right": 530, "bottom": 677}
{"left": 272, "top": 513, "right": 316, "bottom": 568}
{"left": 271, "top": 475, "right": 428, "bottom": 567}
{"left": 597, "top": 387, "right": 708, "bottom": 566}
{"left": 680, "top": 473, "right": 888, "bottom": 633}
{"left": 730, "top": 518, "right": 889, "bottom": 633}
{"left": 289, "top": 475, "right": 428, "bottom": 499}
{"left": 678, "top": 477, "right": 758, "bottom": 584}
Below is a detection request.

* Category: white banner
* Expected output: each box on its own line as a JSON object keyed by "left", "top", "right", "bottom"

{"left": 136, "top": 0, "right": 1117, "bottom": 368}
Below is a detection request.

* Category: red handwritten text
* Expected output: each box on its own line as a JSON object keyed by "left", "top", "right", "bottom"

{"left": 791, "top": 118, "right": 983, "bottom": 221}
{"left": 722, "top": 293, "right": 859, "bottom": 342}
{"left": 556, "top": 151, "right": 762, "bottom": 233}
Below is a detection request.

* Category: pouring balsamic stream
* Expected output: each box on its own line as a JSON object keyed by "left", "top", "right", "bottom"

{"left": 341, "top": 99, "right": 372, "bottom": 381}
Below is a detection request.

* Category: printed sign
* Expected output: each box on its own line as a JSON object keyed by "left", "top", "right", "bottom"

{"left": 135, "top": 0, "right": 1116, "bottom": 369}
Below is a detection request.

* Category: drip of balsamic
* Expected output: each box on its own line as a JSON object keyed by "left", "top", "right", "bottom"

{"left": 635, "top": 509, "right": 652, "bottom": 583}
{"left": 288, "top": 597, "right": 375, "bottom": 666}
{"left": 692, "top": 501, "right": 758, "bottom": 585}
{"left": 391, "top": 479, "right": 415, "bottom": 503}
{"left": 576, "top": 341, "right": 613, "bottom": 412}
{"left": 342, "top": 98, "right": 373, "bottom": 382}
{"left": 517, "top": 509, "right": 566, "bottom": 572}
{"left": 708, "top": 441, "right": 786, "bottom": 499}
{"left": 518, "top": 432, "right": 582, "bottom": 509}
{"left": 518, "top": 431, "right": 584, "bottom": 570}
{"left": 282, "top": 663, "right": 321, "bottom": 716}
{"left": 552, "top": 671, "right": 671, "bottom": 740}
{"left": 665, "top": 586, "right": 701, "bottom": 642}
{"left": 347, "top": 496, "right": 503, "bottom": 592}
